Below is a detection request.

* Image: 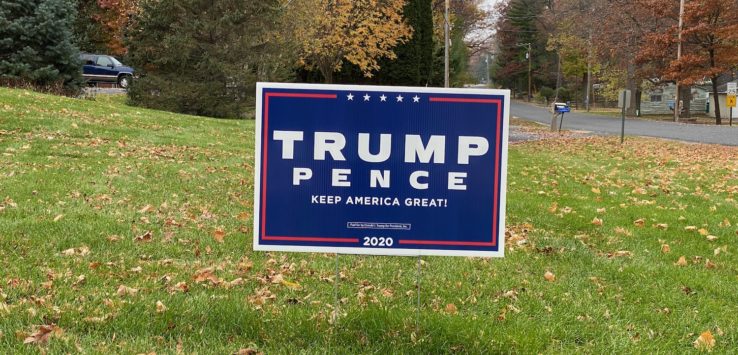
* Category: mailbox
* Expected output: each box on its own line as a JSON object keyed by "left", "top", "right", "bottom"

{"left": 554, "top": 102, "right": 570, "bottom": 113}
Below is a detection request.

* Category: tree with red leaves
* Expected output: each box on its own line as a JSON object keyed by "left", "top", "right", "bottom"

{"left": 639, "top": 0, "right": 738, "bottom": 124}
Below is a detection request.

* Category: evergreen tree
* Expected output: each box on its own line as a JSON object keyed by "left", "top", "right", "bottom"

{"left": 126, "top": 0, "right": 281, "bottom": 118}
{"left": 0, "top": 0, "right": 83, "bottom": 92}
{"left": 376, "top": 0, "right": 435, "bottom": 86}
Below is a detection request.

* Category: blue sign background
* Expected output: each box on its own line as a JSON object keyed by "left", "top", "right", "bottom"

{"left": 254, "top": 83, "right": 509, "bottom": 257}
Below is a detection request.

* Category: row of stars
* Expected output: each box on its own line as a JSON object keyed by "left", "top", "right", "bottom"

{"left": 346, "top": 93, "right": 421, "bottom": 103}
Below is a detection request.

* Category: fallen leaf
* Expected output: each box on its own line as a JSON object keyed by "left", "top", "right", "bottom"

{"left": 138, "top": 204, "right": 153, "bottom": 213}
{"left": 655, "top": 223, "right": 668, "bottom": 230}
{"left": 675, "top": 256, "right": 688, "bottom": 266}
{"left": 634, "top": 219, "right": 645, "bottom": 227}
{"left": 544, "top": 271, "right": 556, "bottom": 282}
{"left": 661, "top": 244, "right": 671, "bottom": 254}
{"left": 445, "top": 303, "right": 458, "bottom": 314}
{"left": 117, "top": 285, "right": 139, "bottom": 297}
{"left": 705, "top": 259, "right": 716, "bottom": 269}
{"left": 156, "top": 301, "right": 167, "bottom": 313}
{"left": 608, "top": 250, "right": 633, "bottom": 258}
{"left": 685, "top": 226, "right": 697, "bottom": 232}
{"left": 134, "top": 231, "right": 153, "bottom": 242}
{"left": 591, "top": 217, "right": 603, "bottom": 226}
{"left": 23, "top": 324, "right": 62, "bottom": 345}
{"left": 693, "top": 330, "right": 715, "bottom": 351}
{"left": 213, "top": 228, "right": 226, "bottom": 243}
{"left": 706, "top": 235, "right": 718, "bottom": 242}
{"left": 280, "top": 279, "right": 302, "bottom": 290}
{"left": 698, "top": 228, "right": 709, "bottom": 236}
{"left": 591, "top": 187, "right": 601, "bottom": 194}
{"left": 234, "top": 348, "right": 262, "bottom": 355}
{"left": 53, "top": 214, "right": 64, "bottom": 222}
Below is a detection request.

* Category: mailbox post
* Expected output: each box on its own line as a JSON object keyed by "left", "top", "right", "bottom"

{"left": 554, "top": 102, "right": 570, "bottom": 132}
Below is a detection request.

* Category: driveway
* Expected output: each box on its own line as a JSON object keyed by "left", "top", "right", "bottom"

{"left": 511, "top": 101, "right": 738, "bottom": 146}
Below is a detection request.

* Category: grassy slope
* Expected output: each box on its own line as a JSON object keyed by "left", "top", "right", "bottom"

{"left": 1, "top": 88, "right": 737, "bottom": 353}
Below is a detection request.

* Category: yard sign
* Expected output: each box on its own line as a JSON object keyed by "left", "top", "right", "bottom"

{"left": 254, "top": 83, "right": 509, "bottom": 257}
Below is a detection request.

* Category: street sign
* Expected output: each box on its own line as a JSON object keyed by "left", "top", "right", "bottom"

{"left": 617, "top": 89, "right": 631, "bottom": 109}
{"left": 728, "top": 95, "right": 736, "bottom": 108}
{"left": 254, "top": 83, "right": 509, "bottom": 257}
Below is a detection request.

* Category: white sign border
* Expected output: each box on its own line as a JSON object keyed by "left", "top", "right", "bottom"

{"left": 253, "top": 82, "right": 509, "bottom": 258}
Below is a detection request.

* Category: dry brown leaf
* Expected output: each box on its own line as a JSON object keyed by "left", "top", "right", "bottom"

{"left": 193, "top": 268, "right": 220, "bottom": 284}
{"left": 61, "top": 246, "right": 90, "bottom": 257}
{"left": 706, "top": 235, "right": 718, "bottom": 242}
{"left": 544, "top": 271, "right": 556, "bottom": 282}
{"left": 698, "top": 228, "right": 709, "bottom": 236}
{"left": 23, "top": 324, "right": 62, "bottom": 345}
{"left": 53, "top": 214, "right": 64, "bottom": 222}
{"left": 705, "top": 259, "right": 716, "bottom": 269}
{"left": 117, "top": 285, "right": 139, "bottom": 297}
{"left": 134, "top": 231, "right": 153, "bottom": 242}
{"left": 234, "top": 348, "right": 262, "bottom": 355}
{"left": 661, "top": 244, "right": 671, "bottom": 254}
{"left": 655, "top": 223, "right": 669, "bottom": 230}
{"left": 213, "top": 228, "right": 226, "bottom": 243}
{"left": 685, "top": 226, "right": 698, "bottom": 232}
{"left": 634, "top": 218, "right": 645, "bottom": 227}
{"left": 675, "top": 256, "right": 688, "bottom": 266}
{"left": 156, "top": 300, "right": 167, "bottom": 313}
{"left": 693, "top": 330, "right": 715, "bottom": 351}
{"left": 608, "top": 250, "right": 633, "bottom": 258}
{"left": 138, "top": 204, "right": 153, "bottom": 213}
{"left": 591, "top": 217, "right": 603, "bottom": 226}
{"left": 445, "top": 303, "right": 458, "bottom": 314}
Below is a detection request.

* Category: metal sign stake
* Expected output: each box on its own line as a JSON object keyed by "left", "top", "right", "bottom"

{"left": 416, "top": 255, "right": 421, "bottom": 333}
{"left": 333, "top": 253, "right": 340, "bottom": 325}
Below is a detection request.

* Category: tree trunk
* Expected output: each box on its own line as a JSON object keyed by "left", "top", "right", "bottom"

{"left": 318, "top": 60, "right": 335, "bottom": 84}
{"left": 626, "top": 61, "right": 638, "bottom": 116}
{"left": 712, "top": 77, "right": 721, "bottom": 125}
{"left": 634, "top": 88, "right": 642, "bottom": 116}
{"left": 681, "top": 85, "right": 691, "bottom": 119}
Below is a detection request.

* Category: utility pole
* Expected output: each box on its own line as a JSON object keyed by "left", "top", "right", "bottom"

{"left": 516, "top": 43, "right": 532, "bottom": 101}
{"left": 485, "top": 54, "right": 490, "bottom": 86}
{"left": 674, "top": 0, "right": 685, "bottom": 122}
{"left": 550, "top": 51, "right": 562, "bottom": 131}
{"left": 527, "top": 43, "right": 532, "bottom": 102}
{"left": 444, "top": 0, "right": 450, "bottom": 88}
{"left": 586, "top": 33, "right": 592, "bottom": 111}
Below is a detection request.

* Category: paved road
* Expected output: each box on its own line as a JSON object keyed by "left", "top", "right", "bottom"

{"left": 511, "top": 101, "right": 738, "bottom": 146}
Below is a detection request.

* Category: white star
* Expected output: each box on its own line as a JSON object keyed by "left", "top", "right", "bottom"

{"left": 412, "top": 95, "right": 420, "bottom": 103}
{"left": 363, "top": 94, "right": 371, "bottom": 101}
{"left": 396, "top": 95, "right": 404, "bottom": 102}
{"left": 380, "top": 94, "right": 387, "bottom": 102}
{"left": 347, "top": 93, "right": 354, "bottom": 101}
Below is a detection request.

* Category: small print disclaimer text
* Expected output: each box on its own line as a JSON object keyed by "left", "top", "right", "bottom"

{"left": 347, "top": 222, "right": 412, "bottom": 231}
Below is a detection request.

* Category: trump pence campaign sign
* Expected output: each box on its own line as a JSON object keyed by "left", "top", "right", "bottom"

{"left": 254, "top": 83, "right": 509, "bottom": 257}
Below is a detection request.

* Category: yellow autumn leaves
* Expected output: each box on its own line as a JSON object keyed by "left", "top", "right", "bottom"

{"left": 287, "top": 0, "right": 411, "bottom": 81}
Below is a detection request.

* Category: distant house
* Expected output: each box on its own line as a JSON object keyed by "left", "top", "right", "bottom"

{"left": 640, "top": 83, "right": 709, "bottom": 115}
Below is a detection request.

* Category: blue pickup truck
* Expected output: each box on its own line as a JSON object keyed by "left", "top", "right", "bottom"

{"left": 80, "top": 53, "right": 135, "bottom": 88}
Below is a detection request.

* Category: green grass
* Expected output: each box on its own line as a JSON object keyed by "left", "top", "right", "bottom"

{"left": 1, "top": 87, "right": 737, "bottom": 353}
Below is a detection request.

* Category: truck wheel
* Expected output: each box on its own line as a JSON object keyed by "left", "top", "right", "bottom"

{"left": 118, "top": 75, "right": 131, "bottom": 89}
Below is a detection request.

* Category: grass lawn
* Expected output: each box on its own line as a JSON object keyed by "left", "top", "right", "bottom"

{"left": 1, "top": 87, "right": 737, "bottom": 353}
